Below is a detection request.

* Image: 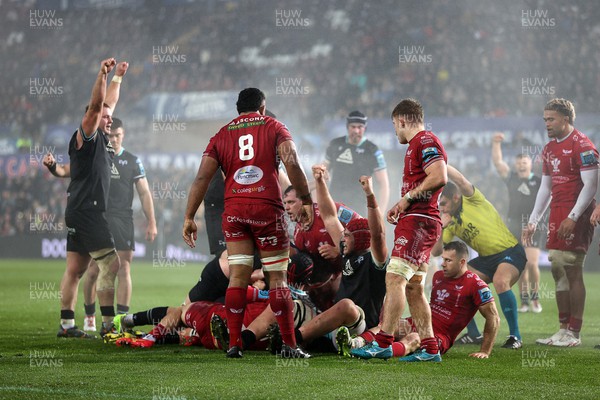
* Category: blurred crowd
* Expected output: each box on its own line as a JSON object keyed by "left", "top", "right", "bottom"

{"left": 2, "top": 0, "right": 600, "bottom": 142}
{"left": 1, "top": 0, "right": 598, "bottom": 242}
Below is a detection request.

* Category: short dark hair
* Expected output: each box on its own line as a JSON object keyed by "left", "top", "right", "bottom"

{"left": 84, "top": 103, "right": 111, "bottom": 113}
{"left": 236, "top": 88, "right": 266, "bottom": 114}
{"left": 544, "top": 98, "right": 576, "bottom": 124}
{"left": 283, "top": 185, "right": 295, "bottom": 197}
{"left": 441, "top": 180, "right": 459, "bottom": 199}
{"left": 391, "top": 98, "right": 424, "bottom": 124}
{"left": 443, "top": 241, "right": 469, "bottom": 259}
{"left": 111, "top": 117, "right": 123, "bottom": 131}
{"left": 515, "top": 153, "right": 530, "bottom": 160}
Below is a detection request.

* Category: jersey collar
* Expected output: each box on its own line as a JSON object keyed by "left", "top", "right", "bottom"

{"left": 346, "top": 136, "right": 367, "bottom": 146}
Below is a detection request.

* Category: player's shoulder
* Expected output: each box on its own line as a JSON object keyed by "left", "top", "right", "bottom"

{"left": 329, "top": 136, "right": 347, "bottom": 146}
{"left": 571, "top": 129, "right": 597, "bottom": 150}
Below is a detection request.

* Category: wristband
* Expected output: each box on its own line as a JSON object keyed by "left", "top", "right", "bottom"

{"left": 404, "top": 191, "right": 415, "bottom": 203}
{"left": 366, "top": 194, "right": 378, "bottom": 209}
{"left": 112, "top": 75, "right": 123, "bottom": 83}
{"left": 299, "top": 193, "right": 312, "bottom": 205}
{"left": 48, "top": 162, "right": 57, "bottom": 173}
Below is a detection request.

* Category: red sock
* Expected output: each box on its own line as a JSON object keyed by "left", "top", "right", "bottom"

{"left": 360, "top": 331, "right": 376, "bottom": 343}
{"left": 374, "top": 331, "right": 394, "bottom": 348}
{"left": 225, "top": 287, "right": 247, "bottom": 348}
{"left": 246, "top": 286, "right": 259, "bottom": 302}
{"left": 569, "top": 317, "right": 583, "bottom": 333}
{"left": 149, "top": 323, "right": 167, "bottom": 340}
{"left": 421, "top": 337, "right": 439, "bottom": 354}
{"left": 269, "top": 287, "right": 296, "bottom": 348}
{"left": 392, "top": 342, "right": 407, "bottom": 357}
{"left": 559, "top": 312, "right": 570, "bottom": 324}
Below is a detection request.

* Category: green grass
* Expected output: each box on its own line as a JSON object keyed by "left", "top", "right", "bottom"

{"left": 1, "top": 260, "right": 600, "bottom": 399}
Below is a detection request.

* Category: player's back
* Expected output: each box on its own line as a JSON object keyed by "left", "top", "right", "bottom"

{"left": 204, "top": 113, "right": 292, "bottom": 207}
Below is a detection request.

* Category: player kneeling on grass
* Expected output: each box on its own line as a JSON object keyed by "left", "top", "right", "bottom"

{"left": 347, "top": 241, "right": 500, "bottom": 360}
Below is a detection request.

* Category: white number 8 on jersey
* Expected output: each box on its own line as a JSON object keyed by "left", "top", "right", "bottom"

{"left": 239, "top": 134, "right": 254, "bottom": 161}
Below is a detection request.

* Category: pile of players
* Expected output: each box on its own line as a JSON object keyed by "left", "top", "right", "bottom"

{"left": 53, "top": 57, "right": 599, "bottom": 361}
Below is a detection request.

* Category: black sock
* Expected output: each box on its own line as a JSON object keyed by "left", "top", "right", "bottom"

{"left": 100, "top": 306, "right": 115, "bottom": 317}
{"left": 295, "top": 328, "right": 304, "bottom": 345}
{"left": 133, "top": 307, "right": 169, "bottom": 326}
{"left": 61, "top": 309, "right": 75, "bottom": 320}
{"left": 241, "top": 330, "right": 256, "bottom": 349}
{"left": 84, "top": 303, "right": 96, "bottom": 316}
{"left": 116, "top": 304, "right": 129, "bottom": 314}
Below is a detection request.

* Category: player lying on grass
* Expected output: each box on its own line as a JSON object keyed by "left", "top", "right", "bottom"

{"left": 348, "top": 241, "right": 500, "bottom": 360}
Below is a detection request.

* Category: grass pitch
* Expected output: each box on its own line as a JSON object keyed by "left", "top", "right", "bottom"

{"left": 1, "top": 259, "right": 599, "bottom": 399}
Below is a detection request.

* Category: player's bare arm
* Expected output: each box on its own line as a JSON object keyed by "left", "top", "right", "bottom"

{"left": 183, "top": 155, "right": 219, "bottom": 248}
{"left": 79, "top": 58, "right": 116, "bottom": 149}
{"left": 313, "top": 164, "right": 343, "bottom": 247}
{"left": 105, "top": 61, "right": 128, "bottom": 111}
{"left": 135, "top": 177, "right": 157, "bottom": 242}
{"left": 43, "top": 153, "right": 70, "bottom": 178}
{"left": 447, "top": 165, "right": 474, "bottom": 197}
{"left": 388, "top": 159, "right": 447, "bottom": 224}
{"left": 360, "top": 175, "right": 387, "bottom": 263}
{"left": 469, "top": 301, "right": 500, "bottom": 359}
{"left": 491, "top": 132, "right": 510, "bottom": 179}
{"left": 279, "top": 139, "right": 313, "bottom": 228}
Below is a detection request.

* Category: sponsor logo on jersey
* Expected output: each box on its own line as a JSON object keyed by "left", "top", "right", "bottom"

{"left": 395, "top": 236, "right": 409, "bottom": 246}
{"left": 111, "top": 163, "right": 120, "bottom": 178}
{"left": 336, "top": 148, "right": 353, "bottom": 164}
{"left": 233, "top": 165, "right": 263, "bottom": 185}
{"left": 562, "top": 149, "right": 572, "bottom": 155}
{"left": 517, "top": 182, "right": 531, "bottom": 196}
{"left": 342, "top": 259, "right": 354, "bottom": 276}
{"left": 118, "top": 159, "right": 128, "bottom": 165}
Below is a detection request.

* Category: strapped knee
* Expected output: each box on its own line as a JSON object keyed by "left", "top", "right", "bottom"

{"left": 410, "top": 271, "right": 427, "bottom": 285}
{"left": 548, "top": 249, "right": 585, "bottom": 291}
{"left": 388, "top": 257, "right": 417, "bottom": 281}
{"left": 261, "top": 252, "right": 289, "bottom": 272}
{"left": 347, "top": 305, "right": 366, "bottom": 336}
{"left": 90, "top": 248, "right": 118, "bottom": 291}
{"left": 227, "top": 254, "right": 255, "bottom": 267}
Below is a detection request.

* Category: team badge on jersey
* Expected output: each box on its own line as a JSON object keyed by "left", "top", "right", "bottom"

{"left": 580, "top": 150, "right": 598, "bottom": 167}
{"left": 478, "top": 287, "right": 492, "bottom": 303}
{"left": 422, "top": 146, "right": 441, "bottom": 164}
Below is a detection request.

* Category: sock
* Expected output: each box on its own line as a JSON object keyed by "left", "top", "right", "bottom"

{"left": 558, "top": 312, "right": 570, "bottom": 325}
{"left": 360, "top": 331, "right": 376, "bottom": 343}
{"left": 530, "top": 290, "right": 539, "bottom": 301}
{"left": 568, "top": 317, "right": 582, "bottom": 336}
{"left": 60, "top": 309, "right": 75, "bottom": 329}
{"left": 498, "top": 290, "right": 520, "bottom": 339}
{"left": 269, "top": 287, "right": 296, "bottom": 348}
{"left": 225, "top": 287, "right": 247, "bottom": 348}
{"left": 392, "top": 342, "right": 407, "bottom": 357}
{"left": 373, "top": 331, "right": 394, "bottom": 348}
{"left": 133, "top": 307, "right": 168, "bottom": 326}
{"left": 520, "top": 292, "right": 529, "bottom": 305}
{"left": 245, "top": 286, "right": 269, "bottom": 302}
{"left": 122, "top": 314, "right": 134, "bottom": 328}
{"left": 295, "top": 328, "right": 304, "bottom": 345}
{"left": 84, "top": 303, "right": 96, "bottom": 317}
{"left": 149, "top": 323, "right": 167, "bottom": 341}
{"left": 116, "top": 304, "right": 129, "bottom": 314}
{"left": 466, "top": 319, "right": 481, "bottom": 338}
{"left": 100, "top": 306, "right": 115, "bottom": 317}
{"left": 420, "top": 337, "right": 440, "bottom": 354}
{"left": 241, "top": 330, "right": 257, "bottom": 349}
